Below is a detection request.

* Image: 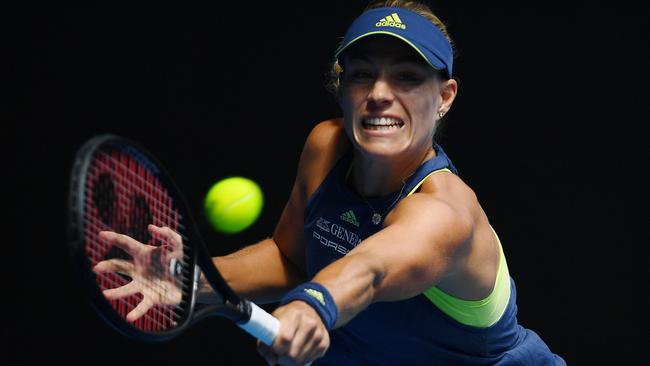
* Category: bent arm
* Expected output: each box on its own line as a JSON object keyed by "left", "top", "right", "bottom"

{"left": 312, "top": 193, "right": 474, "bottom": 327}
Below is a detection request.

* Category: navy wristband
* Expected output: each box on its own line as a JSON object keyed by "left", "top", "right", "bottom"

{"left": 279, "top": 282, "right": 339, "bottom": 331}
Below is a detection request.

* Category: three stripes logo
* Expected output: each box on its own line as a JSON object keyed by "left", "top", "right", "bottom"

{"left": 340, "top": 210, "right": 360, "bottom": 227}
{"left": 376, "top": 13, "right": 406, "bottom": 30}
{"left": 304, "top": 288, "right": 326, "bottom": 306}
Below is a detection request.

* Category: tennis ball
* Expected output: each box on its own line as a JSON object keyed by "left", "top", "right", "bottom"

{"left": 204, "top": 176, "right": 263, "bottom": 234}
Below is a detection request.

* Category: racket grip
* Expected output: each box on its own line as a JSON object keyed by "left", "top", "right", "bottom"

{"left": 238, "top": 302, "right": 279, "bottom": 346}
{"left": 238, "top": 302, "right": 313, "bottom": 365}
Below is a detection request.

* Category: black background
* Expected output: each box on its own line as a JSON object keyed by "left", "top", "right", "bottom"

{"left": 6, "top": 1, "right": 649, "bottom": 365}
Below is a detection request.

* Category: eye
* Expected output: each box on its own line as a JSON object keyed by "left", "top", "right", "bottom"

{"left": 395, "top": 72, "right": 422, "bottom": 83}
{"left": 349, "top": 70, "right": 374, "bottom": 81}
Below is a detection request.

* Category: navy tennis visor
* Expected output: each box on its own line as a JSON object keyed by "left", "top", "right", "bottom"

{"left": 335, "top": 7, "right": 453, "bottom": 78}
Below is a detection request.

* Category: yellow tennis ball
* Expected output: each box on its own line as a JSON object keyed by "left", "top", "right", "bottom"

{"left": 204, "top": 176, "right": 263, "bottom": 234}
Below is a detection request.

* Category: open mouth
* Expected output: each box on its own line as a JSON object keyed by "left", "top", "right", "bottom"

{"left": 361, "top": 117, "right": 405, "bottom": 131}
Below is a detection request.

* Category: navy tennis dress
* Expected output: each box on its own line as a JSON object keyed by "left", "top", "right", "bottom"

{"left": 303, "top": 144, "right": 565, "bottom": 365}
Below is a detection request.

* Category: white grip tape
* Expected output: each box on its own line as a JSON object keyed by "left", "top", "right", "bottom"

{"left": 238, "top": 302, "right": 280, "bottom": 346}
{"left": 238, "top": 303, "right": 313, "bottom": 365}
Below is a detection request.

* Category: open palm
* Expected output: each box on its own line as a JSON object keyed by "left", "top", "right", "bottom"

{"left": 94, "top": 224, "right": 184, "bottom": 322}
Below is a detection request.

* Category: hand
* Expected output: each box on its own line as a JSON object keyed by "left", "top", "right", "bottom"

{"left": 94, "top": 224, "right": 184, "bottom": 322}
{"left": 257, "top": 301, "right": 330, "bottom": 366}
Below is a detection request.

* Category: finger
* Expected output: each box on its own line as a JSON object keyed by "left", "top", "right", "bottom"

{"left": 147, "top": 224, "right": 165, "bottom": 237}
{"left": 148, "top": 225, "right": 182, "bottom": 243}
{"left": 288, "top": 324, "right": 318, "bottom": 365}
{"left": 272, "top": 321, "right": 297, "bottom": 357}
{"left": 305, "top": 337, "right": 329, "bottom": 364}
{"left": 126, "top": 297, "right": 152, "bottom": 322}
{"left": 102, "top": 281, "right": 138, "bottom": 300}
{"left": 165, "top": 226, "right": 182, "bottom": 243}
{"left": 303, "top": 328, "right": 327, "bottom": 358}
{"left": 94, "top": 259, "right": 135, "bottom": 275}
{"left": 148, "top": 225, "right": 182, "bottom": 255}
{"left": 99, "top": 231, "right": 144, "bottom": 256}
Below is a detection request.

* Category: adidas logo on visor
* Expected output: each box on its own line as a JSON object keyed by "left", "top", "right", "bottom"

{"left": 376, "top": 13, "right": 406, "bottom": 29}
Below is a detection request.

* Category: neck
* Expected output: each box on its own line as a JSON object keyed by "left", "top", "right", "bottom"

{"left": 349, "top": 147, "right": 436, "bottom": 197}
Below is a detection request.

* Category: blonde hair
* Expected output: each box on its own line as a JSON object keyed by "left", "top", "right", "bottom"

{"left": 326, "top": 0, "right": 455, "bottom": 95}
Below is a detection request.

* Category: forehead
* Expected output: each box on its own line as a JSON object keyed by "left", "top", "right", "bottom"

{"left": 343, "top": 35, "right": 427, "bottom": 66}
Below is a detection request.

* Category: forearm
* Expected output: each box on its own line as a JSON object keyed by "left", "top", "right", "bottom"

{"left": 311, "top": 253, "right": 383, "bottom": 327}
{"left": 198, "top": 238, "right": 307, "bottom": 304}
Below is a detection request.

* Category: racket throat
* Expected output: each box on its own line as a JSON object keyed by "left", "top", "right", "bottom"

{"left": 192, "top": 300, "right": 250, "bottom": 323}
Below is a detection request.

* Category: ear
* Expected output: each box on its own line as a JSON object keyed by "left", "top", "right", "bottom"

{"left": 336, "top": 75, "right": 344, "bottom": 108}
{"left": 335, "top": 60, "right": 344, "bottom": 107}
{"left": 437, "top": 78, "right": 458, "bottom": 117}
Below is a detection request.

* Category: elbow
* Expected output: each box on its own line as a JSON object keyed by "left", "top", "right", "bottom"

{"left": 347, "top": 252, "right": 387, "bottom": 296}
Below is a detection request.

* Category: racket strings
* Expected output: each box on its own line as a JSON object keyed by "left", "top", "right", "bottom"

{"left": 86, "top": 212, "right": 183, "bottom": 330}
{"left": 84, "top": 147, "right": 194, "bottom": 332}
{"left": 85, "top": 178, "right": 183, "bottom": 292}
{"left": 84, "top": 212, "right": 194, "bottom": 286}
{"left": 85, "top": 229, "right": 194, "bottom": 309}
{"left": 89, "top": 158, "right": 186, "bottom": 231}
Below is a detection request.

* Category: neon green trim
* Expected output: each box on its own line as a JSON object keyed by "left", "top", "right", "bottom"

{"left": 335, "top": 31, "right": 441, "bottom": 70}
{"left": 404, "top": 168, "right": 510, "bottom": 327}
{"left": 423, "top": 227, "right": 511, "bottom": 328}
{"left": 406, "top": 168, "right": 452, "bottom": 196}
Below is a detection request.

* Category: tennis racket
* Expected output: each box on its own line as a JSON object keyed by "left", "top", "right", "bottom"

{"left": 67, "top": 134, "right": 279, "bottom": 346}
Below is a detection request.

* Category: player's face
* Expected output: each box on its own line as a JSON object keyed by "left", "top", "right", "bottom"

{"left": 340, "top": 36, "right": 443, "bottom": 160}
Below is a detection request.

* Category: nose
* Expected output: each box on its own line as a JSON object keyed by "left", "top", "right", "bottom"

{"left": 367, "top": 77, "right": 394, "bottom": 110}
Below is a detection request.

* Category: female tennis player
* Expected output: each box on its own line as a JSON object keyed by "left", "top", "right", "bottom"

{"left": 247, "top": 1, "right": 566, "bottom": 364}
{"left": 96, "top": 1, "right": 566, "bottom": 365}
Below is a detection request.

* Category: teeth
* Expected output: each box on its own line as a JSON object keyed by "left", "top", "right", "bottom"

{"left": 363, "top": 117, "right": 403, "bottom": 126}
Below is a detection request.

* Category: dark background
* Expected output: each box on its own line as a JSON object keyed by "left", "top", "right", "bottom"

{"left": 6, "top": 1, "right": 649, "bottom": 365}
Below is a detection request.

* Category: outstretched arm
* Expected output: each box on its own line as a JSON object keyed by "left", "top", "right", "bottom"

{"left": 313, "top": 192, "right": 473, "bottom": 326}
{"left": 203, "top": 237, "right": 306, "bottom": 304}
{"left": 260, "top": 189, "right": 475, "bottom": 365}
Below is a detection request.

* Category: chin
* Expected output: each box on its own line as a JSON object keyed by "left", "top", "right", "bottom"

{"left": 352, "top": 138, "right": 409, "bottom": 161}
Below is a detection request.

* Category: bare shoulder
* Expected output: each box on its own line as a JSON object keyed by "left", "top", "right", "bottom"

{"left": 384, "top": 171, "right": 479, "bottom": 249}
{"left": 302, "top": 118, "right": 348, "bottom": 161}
{"left": 419, "top": 171, "right": 482, "bottom": 224}
{"left": 271, "top": 119, "right": 349, "bottom": 273}
{"left": 417, "top": 170, "right": 500, "bottom": 299}
{"left": 298, "top": 118, "right": 349, "bottom": 197}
